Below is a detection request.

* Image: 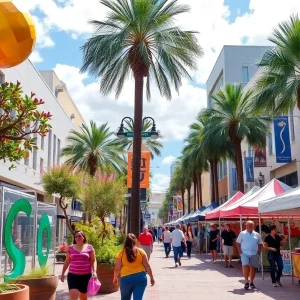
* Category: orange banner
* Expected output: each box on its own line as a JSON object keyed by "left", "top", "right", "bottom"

{"left": 127, "top": 151, "right": 151, "bottom": 188}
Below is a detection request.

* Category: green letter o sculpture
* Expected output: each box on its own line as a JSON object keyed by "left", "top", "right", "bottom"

{"left": 37, "top": 213, "right": 51, "bottom": 267}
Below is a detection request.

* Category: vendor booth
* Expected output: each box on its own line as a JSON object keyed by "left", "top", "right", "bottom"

{"left": 184, "top": 205, "right": 210, "bottom": 223}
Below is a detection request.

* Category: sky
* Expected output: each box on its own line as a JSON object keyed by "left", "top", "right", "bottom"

{"left": 14, "top": 0, "right": 300, "bottom": 193}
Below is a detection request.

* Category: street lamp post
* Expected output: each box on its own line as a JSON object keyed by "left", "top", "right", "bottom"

{"left": 258, "top": 172, "right": 264, "bottom": 188}
{"left": 117, "top": 116, "right": 159, "bottom": 234}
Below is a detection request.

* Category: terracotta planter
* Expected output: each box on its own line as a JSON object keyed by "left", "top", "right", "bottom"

{"left": 0, "top": 284, "right": 29, "bottom": 300}
{"left": 97, "top": 264, "right": 119, "bottom": 294}
{"left": 16, "top": 275, "right": 58, "bottom": 300}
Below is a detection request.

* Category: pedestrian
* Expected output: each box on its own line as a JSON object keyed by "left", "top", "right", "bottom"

{"left": 171, "top": 224, "right": 186, "bottom": 267}
{"left": 153, "top": 227, "right": 158, "bottom": 242}
{"left": 185, "top": 223, "right": 194, "bottom": 259}
{"left": 209, "top": 224, "right": 219, "bottom": 263}
{"left": 139, "top": 227, "right": 153, "bottom": 260}
{"left": 236, "top": 220, "right": 263, "bottom": 290}
{"left": 221, "top": 223, "right": 236, "bottom": 268}
{"left": 263, "top": 224, "right": 287, "bottom": 287}
{"left": 113, "top": 233, "right": 155, "bottom": 300}
{"left": 198, "top": 224, "right": 205, "bottom": 254}
{"left": 61, "top": 230, "right": 97, "bottom": 300}
{"left": 148, "top": 227, "right": 156, "bottom": 242}
{"left": 158, "top": 227, "right": 162, "bottom": 244}
{"left": 162, "top": 226, "right": 172, "bottom": 258}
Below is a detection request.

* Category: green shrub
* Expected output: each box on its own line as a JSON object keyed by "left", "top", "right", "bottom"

{"left": 0, "top": 277, "right": 20, "bottom": 294}
{"left": 18, "top": 266, "right": 51, "bottom": 279}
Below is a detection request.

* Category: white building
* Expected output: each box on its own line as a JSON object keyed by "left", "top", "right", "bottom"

{"left": 147, "top": 192, "right": 164, "bottom": 225}
{"left": 0, "top": 60, "right": 86, "bottom": 244}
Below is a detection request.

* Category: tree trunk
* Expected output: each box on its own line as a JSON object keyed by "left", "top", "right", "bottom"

{"left": 59, "top": 196, "right": 74, "bottom": 235}
{"left": 187, "top": 186, "right": 191, "bottom": 213}
{"left": 209, "top": 160, "right": 215, "bottom": 203}
{"left": 130, "top": 72, "right": 144, "bottom": 236}
{"left": 234, "top": 141, "right": 245, "bottom": 193}
{"left": 193, "top": 175, "right": 197, "bottom": 211}
{"left": 198, "top": 174, "right": 203, "bottom": 208}
{"left": 181, "top": 190, "right": 185, "bottom": 215}
{"left": 213, "top": 159, "right": 219, "bottom": 204}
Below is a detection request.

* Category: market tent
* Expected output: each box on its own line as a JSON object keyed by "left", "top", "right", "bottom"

{"left": 184, "top": 206, "right": 207, "bottom": 223}
{"left": 180, "top": 211, "right": 195, "bottom": 223}
{"left": 258, "top": 186, "right": 300, "bottom": 215}
{"left": 188, "top": 202, "right": 219, "bottom": 222}
{"left": 171, "top": 213, "right": 189, "bottom": 225}
{"left": 205, "top": 191, "right": 244, "bottom": 220}
{"left": 220, "top": 179, "right": 292, "bottom": 218}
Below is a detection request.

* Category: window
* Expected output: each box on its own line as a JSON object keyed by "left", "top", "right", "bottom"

{"left": 40, "top": 158, "right": 44, "bottom": 174}
{"left": 268, "top": 133, "right": 275, "bottom": 155}
{"left": 223, "top": 160, "right": 227, "bottom": 177}
{"left": 242, "top": 66, "right": 249, "bottom": 83}
{"left": 290, "top": 110, "right": 295, "bottom": 142}
{"left": 53, "top": 135, "right": 56, "bottom": 166}
{"left": 57, "top": 139, "right": 61, "bottom": 165}
{"left": 278, "top": 172, "right": 298, "bottom": 188}
{"left": 152, "top": 212, "right": 155, "bottom": 216}
{"left": 41, "top": 136, "right": 44, "bottom": 150}
{"left": 48, "top": 129, "right": 52, "bottom": 167}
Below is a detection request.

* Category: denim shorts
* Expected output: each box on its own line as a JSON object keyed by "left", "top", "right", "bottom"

{"left": 240, "top": 253, "right": 259, "bottom": 267}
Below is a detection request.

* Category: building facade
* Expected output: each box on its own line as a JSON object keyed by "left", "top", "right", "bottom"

{"left": 147, "top": 192, "right": 164, "bottom": 225}
{"left": 0, "top": 60, "right": 85, "bottom": 245}
{"left": 206, "top": 45, "right": 271, "bottom": 202}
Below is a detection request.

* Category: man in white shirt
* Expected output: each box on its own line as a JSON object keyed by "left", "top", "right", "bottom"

{"left": 171, "top": 224, "right": 186, "bottom": 267}
{"left": 162, "top": 226, "right": 172, "bottom": 258}
{"left": 236, "top": 220, "right": 263, "bottom": 290}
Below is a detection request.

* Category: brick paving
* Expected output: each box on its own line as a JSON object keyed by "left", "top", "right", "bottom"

{"left": 55, "top": 243, "right": 300, "bottom": 299}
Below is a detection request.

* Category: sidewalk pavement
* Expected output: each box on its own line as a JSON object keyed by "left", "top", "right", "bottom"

{"left": 55, "top": 243, "right": 300, "bottom": 299}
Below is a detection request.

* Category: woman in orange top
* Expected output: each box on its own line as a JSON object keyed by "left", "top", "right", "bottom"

{"left": 113, "top": 233, "right": 155, "bottom": 300}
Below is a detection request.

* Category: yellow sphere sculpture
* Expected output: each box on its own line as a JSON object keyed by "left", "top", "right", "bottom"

{"left": 0, "top": 0, "right": 36, "bottom": 68}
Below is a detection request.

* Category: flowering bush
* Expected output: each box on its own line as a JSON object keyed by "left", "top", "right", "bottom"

{"left": 0, "top": 81, "right": 52, "bottom": 169}
{"left": 58, "top": 244, "right": 68, "bottom": 252}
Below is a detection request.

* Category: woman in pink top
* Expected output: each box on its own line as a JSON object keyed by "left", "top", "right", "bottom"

{"left": 61, "top": 230, "right": 97, "bottom": 300}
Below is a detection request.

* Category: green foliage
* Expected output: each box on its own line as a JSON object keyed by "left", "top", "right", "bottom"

{"left": 0, "top": 81, "right": 52, "bottom": 169}
{"left": 18, "top": 266, "right": 51, "bottom": 279}
{"left": 81, "top": 0, "right": 203, "bottom": 100}
{"left": 60, "top": 121, "right": 126, "bottom": 177}
{"left": 0, "top": 281, "right": 21, "bottom": 294}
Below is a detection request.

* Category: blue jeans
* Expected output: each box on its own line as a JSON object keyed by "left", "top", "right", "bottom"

{"left": 164, "top": 243, "right": 171, "bottom": 257}
{"left": 268, "top": 252, "right": 283, "bottom": 283}
{"left": 173, "top": 246, "right": 183, "bottom": 263}
{"left": 120, "top": 272, "right": 147, "bottom": 300}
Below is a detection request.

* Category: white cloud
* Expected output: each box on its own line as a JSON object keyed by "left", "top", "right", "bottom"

{"left": 30, "top": 50, "right": 43, "bottom": 63}
{"left": 151, "top": 174, "right": 170, "bottom": 192}
{"left": 162, "top": 156, "right": 176, "bottom": 165}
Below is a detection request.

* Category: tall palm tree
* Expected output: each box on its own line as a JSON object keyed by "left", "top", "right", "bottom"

{"left": 81, "top": 0, "right": 203, "bottom": 235}
{"left": 255, "top": 15, "right": 300, "bottom": 114}
{"left": 121, "top": 119, "right": 163, "bottom": 159}
{"left": 60, "top": 121, "right": 126, "bottom": 177}
{"left": 201, "top": 84, "right": 271, "bottom": 193}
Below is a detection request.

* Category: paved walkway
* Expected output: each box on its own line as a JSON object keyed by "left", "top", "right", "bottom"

{"left": 55, "top": 243, "right": 300, "bottom": 299}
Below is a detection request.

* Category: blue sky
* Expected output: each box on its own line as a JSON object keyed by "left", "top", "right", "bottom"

{"left": 21, "top": 0, "right": 297, "bottom": 192}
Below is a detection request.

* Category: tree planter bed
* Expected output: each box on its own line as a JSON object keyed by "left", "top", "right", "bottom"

{"left": 0, "top": 284, "right": 29, "bottom": 300}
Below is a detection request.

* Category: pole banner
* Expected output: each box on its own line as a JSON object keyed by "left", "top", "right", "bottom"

{"left": 244, "top": 157, "right": 255, "bottom": 182}
{"left": 254, "top": 145, "right": 267, "bottom": 167}
{"left": 274, "top": 116, "right": 292, "bottom": 163}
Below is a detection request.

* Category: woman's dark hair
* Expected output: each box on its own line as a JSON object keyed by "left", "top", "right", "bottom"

{"left": 187, "top": 223, "right": 194, "bottom": 238}
{"left": 73, "top": 230, "right": 87, "bottom": 244}
{"left": 124, "top": 233, "right": 138, "bottom": 263}
{"left": 269, "top": 225, "right": 277, "bottom": 232}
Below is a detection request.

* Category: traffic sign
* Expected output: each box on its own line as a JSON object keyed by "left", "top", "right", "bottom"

{"left": 124, "top": 132, "right": 152, "bottom": 138}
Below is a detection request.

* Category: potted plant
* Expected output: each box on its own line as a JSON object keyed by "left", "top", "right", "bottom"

{"left": 0, "top": 279, "right": 29, "bottom": 300}
{"left": 16, "top": 266, "right": 58, "bottom": 300}
{"left": 55, "top": 243, "right": 68, "bottom": 263}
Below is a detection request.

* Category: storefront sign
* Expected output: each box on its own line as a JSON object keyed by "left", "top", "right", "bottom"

{"left": 274, "top": 117, "right": 292, "bottom": 163}
{"left": 281, "top": 250, "right": 292, "bottom": 276}
{"left": 244, "top": 157, "right": 254, "bottom": 182}
{"left": 254, "top": 145, "right": 267, "bottom": 167}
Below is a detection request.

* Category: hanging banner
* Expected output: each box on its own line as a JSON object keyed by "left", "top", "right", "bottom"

{"left": 244, "top": 157, "right": 255, "bottom": 182}
{"left": 174, "top": 196, "right": 183, "bottom": 212}
{"left": 254, "top": 145, "right": 267, "bottom": 167}
{"left": 232, "top": 168, "right": 238, "bottom": 190}
{"left": 274, "top": 116, "right": 292, "bottom": 163}
{"left": 169, "top": 202, "right": 173, "bottom": 216}
{"left": 127, "top": 151, "right": 151, "bottom": 188}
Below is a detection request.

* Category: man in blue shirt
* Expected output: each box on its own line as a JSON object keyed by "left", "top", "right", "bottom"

{"left": 236, "top": 220, "right": 263, "bottom": 290}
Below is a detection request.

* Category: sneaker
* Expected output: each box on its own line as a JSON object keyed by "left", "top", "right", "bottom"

{"left": 276, "top": 281, "right": 283, "bottom": 287}
{"left": 244, "top": 282, "right": 249, "bottom": 290}
{"left": 250, "top": 283, "right": 256, "bottom": 289}
{"left": 272, "top": 283, "right": 278, "bottom": 287}
{"left": 175, "top": 263, "right": 179, "bottom": 268}
{"left": 229, "top": 265, "right": 234, "bottom": 268}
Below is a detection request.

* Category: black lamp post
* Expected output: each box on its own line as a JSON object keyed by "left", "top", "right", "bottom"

{"left": 117, "top": 116, "right": 159, "bottom": 234}
{"left": 258, "top": 172, "right": 264, "bottom": 188}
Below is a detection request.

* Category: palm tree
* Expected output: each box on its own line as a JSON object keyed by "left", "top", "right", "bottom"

{"left": 255, "top": 15, "right": 300, "bottom": 114}
{"left": 81, "top": 0, "right": 203, "bottom": 235}
{"left": 201, "top": 84, "right": 271, "bottom": 193}
{"left": 121, "top": 119, "right": 163, "bottom": 159}
{"left": 60, "top": 121, "right": 126, "bottom": 177}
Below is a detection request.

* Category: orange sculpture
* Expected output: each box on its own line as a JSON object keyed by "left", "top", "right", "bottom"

{"left": 0, "top": 0, "right": 36, "bottom": 68}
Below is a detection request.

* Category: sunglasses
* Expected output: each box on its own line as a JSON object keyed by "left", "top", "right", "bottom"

{"left": 75, "top": 235, "right": 83, "bottom": 238}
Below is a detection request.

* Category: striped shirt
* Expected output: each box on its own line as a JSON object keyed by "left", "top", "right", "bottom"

{"left": 68, "top": 244, "right": 94, "bottom": 275}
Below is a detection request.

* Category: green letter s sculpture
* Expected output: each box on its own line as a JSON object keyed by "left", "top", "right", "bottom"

{"left": 4, "top": 199, "right": 32, "bottom": 280}
{"left": 37, "top": 213, "right": 51, "bottom": 267}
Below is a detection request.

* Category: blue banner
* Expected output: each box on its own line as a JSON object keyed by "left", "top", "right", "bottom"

{"left": 232, "top": 168, "right": 238, "bottom": 190}
{"left": 244, "top": 157, "right": 255, "bottom": 182}
{"left": 274, "top": 116, "right": 292, "bottom": 163}
{"left": 169, "top": 202, "right": 173, "bottom": 216}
